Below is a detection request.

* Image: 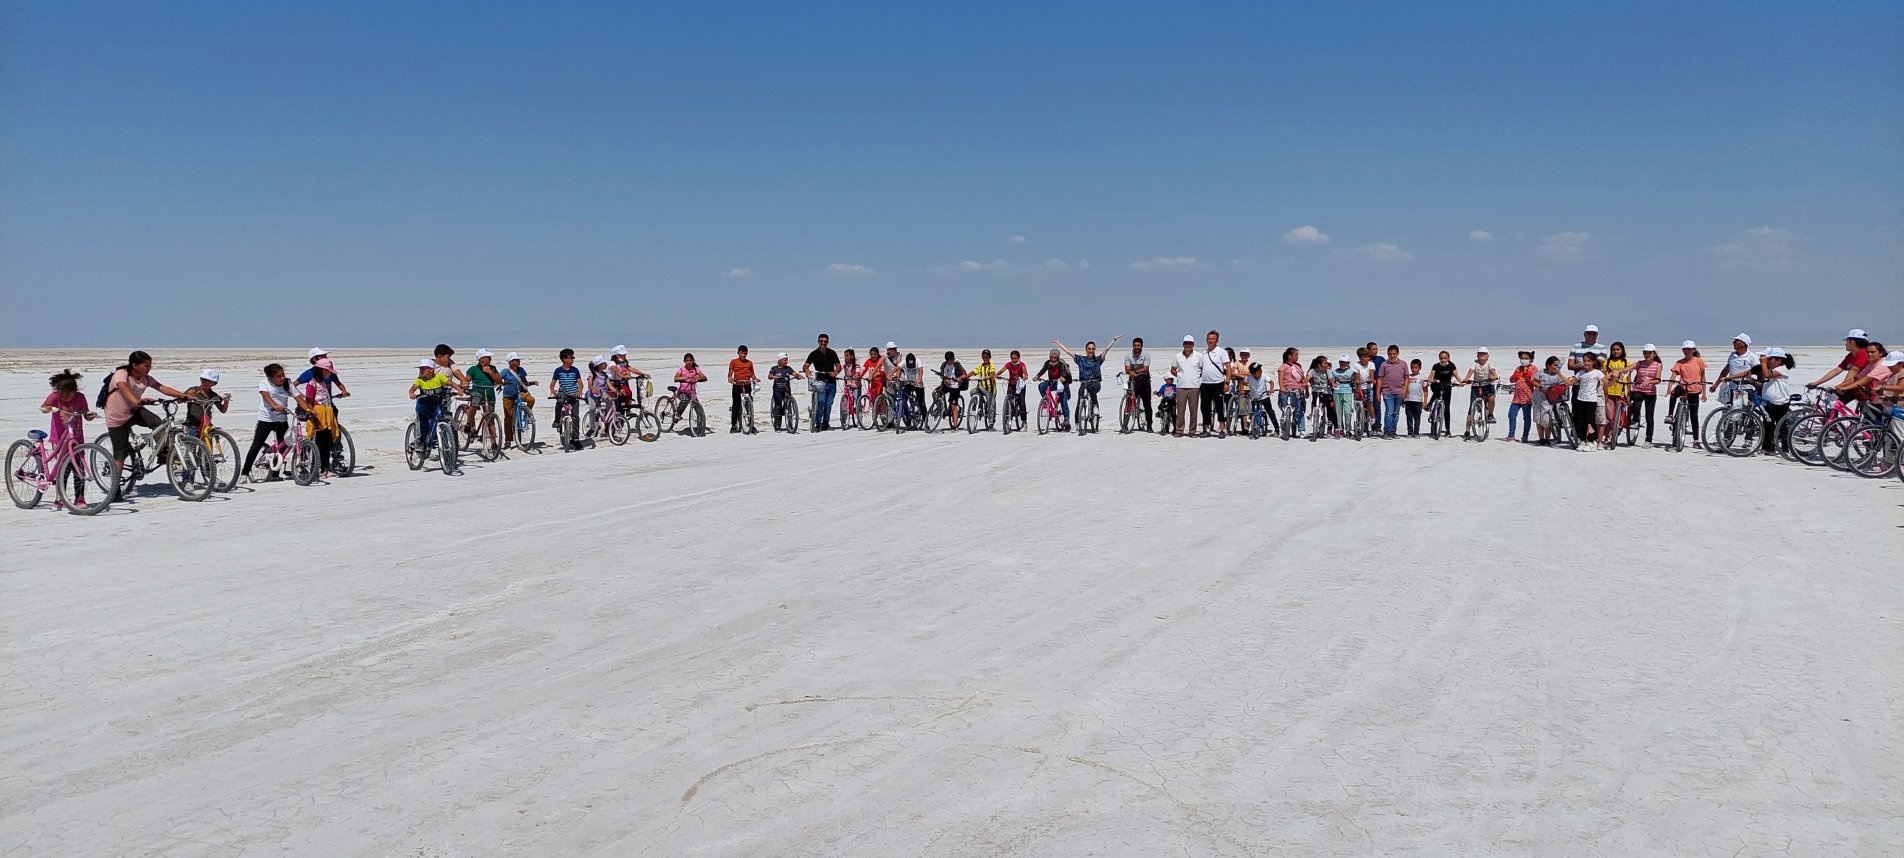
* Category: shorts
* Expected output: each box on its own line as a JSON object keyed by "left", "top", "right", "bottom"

{"left": 942, "top": 387, "right": 963, "bottom": 405}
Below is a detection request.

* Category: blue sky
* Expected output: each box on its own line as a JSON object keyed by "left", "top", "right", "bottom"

{"left": 2, "top": 1, "right": 1899, "bottom": 347}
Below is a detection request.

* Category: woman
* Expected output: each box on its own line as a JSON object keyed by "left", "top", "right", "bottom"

{"left": 242, "top": 363, "right": 297, "bottom": 478}
{"left": 1428, "top": 351, "right": 1458, "bottom": 435}
{"left": 1600, "top": 342, "right": 1632, "bottom": 447}
{"left": 1628, "top": 345, "right": 1663, "bottom": 445}
{"left": 1034, "top": 348, "right": 1071, "bottom": 423}
{"left": 1836, "top": 341, "right": 1891, "bottom": 407}
{"left": 1669, "top": 341, "right": 1708, "bottom": 446}
{"left": 1277, "top": 348, "right": 1306, "bottom": 434}
{"left": 1507, "top": 351, "right": 1537, "bottom": 442}
{"left": 1532, "top": 356, "right": 1567, "bottom": 446}
{"left": 1305, "top": 355, "right": 1334, "bottom": 438}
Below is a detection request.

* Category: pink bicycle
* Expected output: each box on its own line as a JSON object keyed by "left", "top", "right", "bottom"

{"left": 6, "top": 409, "right": 119, "bottom": 515}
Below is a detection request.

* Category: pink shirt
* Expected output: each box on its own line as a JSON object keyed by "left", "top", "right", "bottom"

{"left": 1278, "top": 363, "right": 1305, "bottom": 391}
{"left": 675, "top": 364, "right": 701, "bottom": 397}
{"left": 43, "top": 391, "right": 88, "bottom": 444}
{"left": 103, "top": 369, "right": 159, "bottom": 428}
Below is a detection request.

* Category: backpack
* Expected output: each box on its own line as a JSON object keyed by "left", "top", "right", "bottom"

{"left": 954, "top": 362, "right": 969, "bottom": 391}
{"left": 96, "top": 365, "right": 127, "bottom": 409}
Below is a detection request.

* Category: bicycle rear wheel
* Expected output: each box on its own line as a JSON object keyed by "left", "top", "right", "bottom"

{"left": 606, "top": 409, "right": 631, "bottom": 446}
{"left": 57, "top": 442, "right": 117, "bottom": 515}
{"left": 6, "top": 440, "right": 45, "bottom": 509}
{"left": 1818, "top": 416, "right": 1856, "bottom": 470}
{"left": 1846, "top": 427, "right": 1898, "bottom": 478}
{"left": 206, "top": 428, "right": 240, "bottom": 491}
{"left": 1469, "top": 400, "right": 1490, "bottom": 442}
{"left": 166, "top": 435, "right": 215, "bottom": 501}
{"left": 292, "top": 439, "right": 320, "bottom": 485}
{"left": 634, "top": 412, "right": 659, "bottom": 442}
{"left": 1719, "top": 411, "right": 1762, "bottom": 457}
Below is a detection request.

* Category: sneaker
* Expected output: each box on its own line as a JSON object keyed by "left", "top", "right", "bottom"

{"left": 1486, "top": 416, "right": 1497, "bottom": 423}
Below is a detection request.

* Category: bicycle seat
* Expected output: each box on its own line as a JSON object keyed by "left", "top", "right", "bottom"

{"left": 26, "top": 430, "right": 46, "bottom": 441}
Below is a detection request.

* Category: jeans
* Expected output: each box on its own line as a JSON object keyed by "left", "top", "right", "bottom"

{"left": 1382, "top": 393, "right": 1402, "bottom": 434}
{"left": 1507, "top": 402, "right": 1531, "bottom": 439}
{"left": 1405, "top": 401, "right": 1423, "bottom": 435}
{"left": 1039, "top": 380, "right": 1071, "bottom": 417}
{"left": 812, "top": 378, "right": 836, "bottom": 428}
{"left": 1279, "top": 392, "right": 1304, "bottom": 432}
{"left": 415, "top": 395, "right": 449, "bottom": 449}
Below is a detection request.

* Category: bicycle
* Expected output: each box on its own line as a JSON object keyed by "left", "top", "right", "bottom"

{"left": 1308, "top": 391, "right": 1333, "bottom": 441}
{"left": 1541, "top": 392, "right": 1576, "bottom": 450}
{"left": 1156, "top": 389, "right": 1179, "bottom": 436}
{"left": 1427, "top": 384, "right": 1460, "bottom": 440}
{"left": 1279, "top": 391, "right": 1305, "bottom": 440}
{"left": 966, "top": 379, "right": 997, "bottom": 434}
{"left": 505, "top": 389, "right": 538, "bottom": 451}
{"left": 246, "top": 412, "right": 321, "bottom": 486}
{"left": 654, "top": 386, "right": 708, "bottom": 437}
{"left": 587, "top": 395, "right": 634, "bottom": 446}
{"left": 1787, "top": 387, "right": 1862, "bottom": 466}
{"left": 1035, "top": 380, "right": 1071, "bottom": 435}
{"left": 455, "top": 394, "right": 506, "bottom": 461}
{"left": 1830, "top": 402, "right": 1902, "bottom": 477}
{"left": 1602, "top": 391, "right": 1635, "bottom": 447}
{"left": 1247, "top": 395, "right": 1274, "bottom": 439}
{"left": 403, "top": 392, "right": 461, "bottom": 474}
{"left": 1001, "top": 379, "right": 1028, "bottom": 435}
{"left": 774, "top": 382, "right": 802, "bottom": 434}
{"left": 188, "top": 395, "right": 241, "bottom": 492}
{"left": 1074, "top": 380, "right": 1101, "bottom": 436}
{"left": 1710, "top": 381, "right": 1774, "bottom": 458}
{"left": 1463, "top": 383, "right": 1493, "bottom": 443}
{"left": 1225, "top": 388, "right": 1250, "bottom": 437}
{"left": 6, "top": 409, "right": 117, "bottom": 515}
{"left": 1116, "top": 373, "right": 1151, "bottom": 434}
{"left": 839, "top": 377, "right": 871, "bottom": 430}
{"left": 113, "top": 399, "right": 218, "bottom": 502}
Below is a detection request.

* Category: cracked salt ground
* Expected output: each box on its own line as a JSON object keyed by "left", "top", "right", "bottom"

{"left": 2, "top": 350, "right": 1903, "bottom": 856}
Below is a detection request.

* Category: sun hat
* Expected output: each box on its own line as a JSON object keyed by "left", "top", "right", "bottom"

{"left": 1848, "top": 328, "right": 1867, "bottom": 339}
{"left": 611, "top": 345, "right": 628, "bottom": 356}
{"left": 475, "top": 348, "right": 493, "bottom": 359}
{"left": 314, "top": 357, "right": 336, "bottom": 371}
{"left": 1764, "top": 347, "right": 1787, "bottom": 359}
{"left": 308, "top": 347, "right": 329, "bottom": 360}
{"left": 417, "top": 359, "right": 435, "bottom": 369}
{"left": 1477, "top": 346, "right": 1489, "bottom": 353}
{"left": 1681, "top": 340, "right": 1697, "bottom": 349}
{"left": 1584, "top": 324, "right": 1599, "bottom": 333}
{"left": 504, "top": 352, "right": 521, "bottom": 362}
{"left": 885, "top": 341, "right": 898, "bottom": 349}
{"left": 1733, "top": 333, "right": 1752, "bottom": 345}
{"left": 1642, "top": 343, "right": 1657, "bottom": 353}
{"left": 199, "top": 369, "right": 220, "bottom": 383}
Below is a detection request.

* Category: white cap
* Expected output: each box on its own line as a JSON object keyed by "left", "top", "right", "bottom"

{"left": 591, "top": 354, "right": 607, "bottom": 366}
{"left": 418, "top": 359, "right": 436, "bottom": 369}
{"left": 475, "top": 348, "right": 493, "bottom": 359}
{"left": 885, "top": 341, "right": 898, "bottom": 349}
{"left": 1848, "top": 328, "right": 1867, "bottom": 339}
{"left": 1764, "top": 347, "right": 1787, "bottom": 359}
{"left": 776, "top": 352, "right": 789, "bottom": 360}
{"left": 1337, "top": 354, "right": 1351, "bottom": 362}
{"left": 1681, "top": 340, "right": 1697, "bottom": 349}
{"left": 1584, "top": 324, "right": 1599, "bottom": 333}
{"left": 1733, "top": 333, "right": 1752, "bottom": 345}
{"left": 307, "top": 347, "right": 329, "bottom": 360}
{"left": 505, "top": 351, "right": 521, "bottom": 362}
{"left": 611, "top": 345, "right": 628, "bottom": 356}
{"left": 1477, "top": 346, "right": 1489, "bottom": 354}
{"left": 1238, "top": 346, "right": 1251, "bottom": 353}
{"left": 1183, "top": 335, "right": 1196, "bottom": 343}
{"left": 1887, "top": 352, "right": 1904, "bottom": 365}
{"left": 199, "top": 369, "right": 220, "bottom": 383}
{"left": 1642, "top": 343, "right": 1658, "bottom": 352}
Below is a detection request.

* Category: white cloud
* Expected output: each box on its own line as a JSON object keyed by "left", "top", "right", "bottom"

{"left": 1354, "top": 242, "right": 1414, "bottom": 263}
{"left": 1129, "top": 256, "right": 1202, "bottom": 272}
{"left": 1467, "top": 230, "right": 1493, "bottom": 241}
{"left": 722, "top": 267, "right": 754, "bottom": 278}
{"left": 1281, "top": 225, "right": 1330, "bottom": 245}
{"left": 956, "top": 259, "right": 1013, "bottom": 272}
{"left": 1008, "top": 235, "right": 1027, "bottom": 245}
{"left": 1707, "top": 226, "right": 1794, "bottom": 267}
{"left": 1040, "top": 258, "right": 1090, "bottom": 271}
{"left": 823, "top": 262, "right": 875, "bottom": 276}
{"left": 1539, "top": 231, "right": 1592, "bottom": 260}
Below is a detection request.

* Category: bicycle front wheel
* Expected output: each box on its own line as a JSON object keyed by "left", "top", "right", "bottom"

{"left": 58, "top": 442, "right": 117, "bottom": 515}
{"left": 1818, "top": 416, "right": 1856, "bottom": 470}
{"left": 437, "top": 421, "right": 460, "bottom": 473}
{"left": 166, "top": 436, "right": 215, "bottom": 502}
{"left": 606, "top": 410, "right": 631, "bottom": 446}
{"left": 404, "top": 422, "right": 426, "bottom": 470}
{"left": 206, "top": 428, "right": 241, "bottom": 491}
{"left": 292, "top": 439, "right": 320, "bottom": 485}
{"left": 634, "top": 412, "right": 659, "bottom": 443}
{"left": 1720, "top": 411, "right": 1762, "bottom": 457}
{"left": 1846, "top": 426, "right": 1899, "bottom": 478}
{"left": 6, "top": 440, "right": 45, "bottom": 509}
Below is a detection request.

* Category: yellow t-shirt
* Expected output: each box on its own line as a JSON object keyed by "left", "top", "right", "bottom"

{"left": 971, "top": 363, "right": 999, "bottom": 393}
{"left": 415, "top": 373, "right": 450, "bottom": 393}
{"left": 1604, "top": 358, "right": 1632, "bottom": 397}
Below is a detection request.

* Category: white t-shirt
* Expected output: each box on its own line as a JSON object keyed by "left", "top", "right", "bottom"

{"left": 1172, "top": 351, "right": 1203, "bottom": 385}
{"left": 1199, "top": 350, "right": 1228, "bottom": 384}
{"left": 1469, "top": 362, "right": 1498, "bottom": 386}
{"left": 258, "top": 380, "right": 295, "bottom": 422}
{"left": 1575, "top": 369, "right": 1606, "bottom": 403}
{"left": 1762, "top": 365, "right": 1793, "bottom": 403}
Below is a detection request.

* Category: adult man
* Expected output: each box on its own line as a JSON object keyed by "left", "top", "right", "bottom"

{"left": 1170, "top": 335, "right": 1203, "bottom": 437}
{"left": 500, "top": 352, "right": 533, "bottom": 446}
{"left": 1199, "top": 330, "right": 1228, "bottom": 437}
{"left": 1377, "top": 344, "right": 1408, "bottom": 437}
{"left": 801, "top": 333, "right": 842, "bottom": 430}
{"left": 1123, "top": 338, "right": 1152, "bottom": 429}
{"left": 1054, "top": 334, "right": 1122, "bottom": 428}
{"left": 1568, "top": 325, "right": 1609, "bottom": 372}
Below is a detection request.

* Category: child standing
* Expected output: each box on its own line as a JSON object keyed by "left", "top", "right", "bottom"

{"left": 1405, "top": 359, "right": 1427, "bottom": 436}
{"left": 1507, "top": 352, "right": 1537, "bottom": 442}
{"left": 768, "top": 353, "right": 801, "bottom": 432}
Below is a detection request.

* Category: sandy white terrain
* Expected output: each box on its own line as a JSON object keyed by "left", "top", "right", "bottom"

{"left": 2, "top": 347, "right": 1900, "bottom": 857}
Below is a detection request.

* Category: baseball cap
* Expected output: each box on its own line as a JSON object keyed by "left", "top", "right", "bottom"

{"left": 776, "top": 352, "right": 789, "bottom": 360}
{"left": 307, "top": 347, "right": 329, "bottom": 360}
{"left": 505, "top": 352, "right": 521, "bottom": 362}
{"left": 1733, "top": 333, "right": 1752, "bottom": 345}
{"left": 1642, "top": 343, "right": 1657, "bottom": 353}
{"left": 1336, "top": 354, "right": 1351, "bottom": 362}
{"left": 1477, "top": 346, "right": 1489, "bottom": 354}
{"left": 1764, "top": 347, "right": 1787, "bottom": 359}
{"left": 475, "top": 348, "right": 493, "bottom": 359}
{"left": 1584, "top": 324, "right": 1599, "bottom": 333}
{"left": 591, "top": 354, "right": 607, "bottom": 365}
{"left": 199, "top": 369, "right": 220, "bottom": 383}
{"left": 611, "top": 345, "right": 628, "bottom": 356}
{"left": 1848, "top": 328, "right": 1867, "bottom": 339}
{"left": 1183, "top": 335, "right": 1196, "bottom": 343}
{"left": 418, "top": 359, "right": 435, "bottom": 369}
{"left": 1888, "top": 352, "right": 1904, "bottom": 365}
{"left": 1681, "top": 340, "right": 1697, "bottom": 349}
{"left": 1238, "top": 346, "right": 1252, "bottom": 353}
{"left": 885, "top": 341, "right": 898, "bottom": 349}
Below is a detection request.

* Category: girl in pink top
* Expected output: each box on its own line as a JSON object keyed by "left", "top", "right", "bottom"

{"left": 41, "top": 369, "right": 95, "bottom": 450}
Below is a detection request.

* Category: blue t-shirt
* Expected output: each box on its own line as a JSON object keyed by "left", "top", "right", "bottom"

{"left": 552, "top": 365, "right": 582, "bottom": 396}
{"left": 1075, "top": 354, "right": 1106, "bottom": 383}
{"left": 501, "top": 366, "right": 528, "bottom": 397}
{"left": 295, "top": 368, "right": 340, "bottom": 389}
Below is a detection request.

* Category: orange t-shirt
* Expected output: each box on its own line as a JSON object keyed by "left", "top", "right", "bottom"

{"left": 728, "top": 358, "right": 756, "bottom": 384}
{"left": 1669, "top": 357, "right": 1707, "bottom": 392}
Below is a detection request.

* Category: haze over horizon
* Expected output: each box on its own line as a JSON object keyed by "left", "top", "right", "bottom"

{"left": 3, "top": 2, "right": 1899, "bottom": 349}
